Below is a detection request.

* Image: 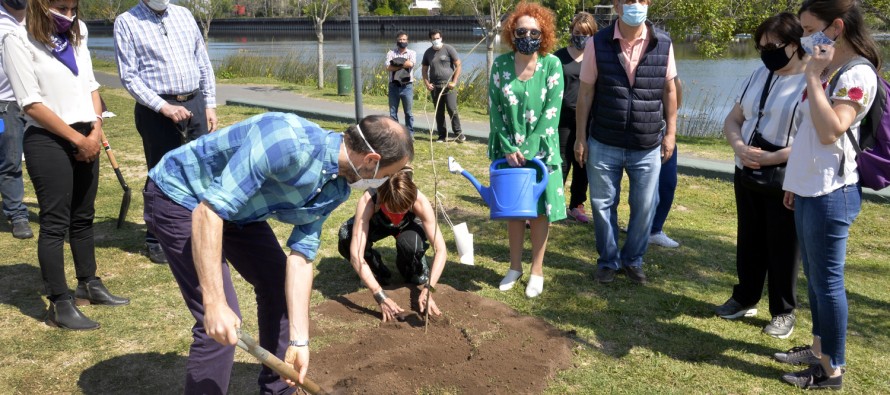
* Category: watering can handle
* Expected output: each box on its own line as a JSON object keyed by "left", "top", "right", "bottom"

{"left": 528, "top": 158, "right": 549, "bottom": 201}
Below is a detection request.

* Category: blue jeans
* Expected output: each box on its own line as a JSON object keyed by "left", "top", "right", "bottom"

{"left": 652, "top": 145, "right": 677, "bottom": 234}
{"left": 0, "top": 101, "right": 28, "bottom": 223}
{"left": 388, "top": 82, "right": 414, "bottom": 134}
{"left": 587, "top": 137, "right": 661, "bottom": 269}
{"left": 795, "top": 184, "right": 861, "bottom": 368}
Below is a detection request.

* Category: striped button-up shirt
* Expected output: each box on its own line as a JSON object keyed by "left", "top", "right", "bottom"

{"left": 149, "top": 113, "right": 350, "bottom": 260}
{"left": 113, "top": 2, "right": 216, "bottom": 112}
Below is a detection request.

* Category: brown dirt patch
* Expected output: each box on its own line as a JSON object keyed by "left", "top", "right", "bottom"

{"left": 309, "top": 285, "right": 573, "bottom": 394}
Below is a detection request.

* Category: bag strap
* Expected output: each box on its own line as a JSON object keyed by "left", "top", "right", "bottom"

{"left": 748, "top": 70, "right": 776, "bottom": 145}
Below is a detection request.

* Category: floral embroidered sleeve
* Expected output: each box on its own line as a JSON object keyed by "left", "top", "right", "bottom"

{"left": 488, "top": 57, "right": 518, "bottom": 160}
{"left": 831, "top": 64, "right": 878, "bottom": 115}
{"left": 533, "top": 55, "right": 564, "bottom": 165}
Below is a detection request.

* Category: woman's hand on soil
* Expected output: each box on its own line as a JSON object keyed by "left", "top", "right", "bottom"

{"left": 379, "top": 298, "right": 404, "bottom": 322}
{"left": 418, "top": 289, "right": 441, "bottom": 317}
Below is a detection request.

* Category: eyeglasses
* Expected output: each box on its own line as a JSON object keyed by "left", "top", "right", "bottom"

{"left": 158, "top": 20, "right": 167, "bottom": 36}
{"left": 513, "top": 28, "right": 542, "bottom": 39}
{"left": 757, "top": 42, "right": 787, "bottom": 52}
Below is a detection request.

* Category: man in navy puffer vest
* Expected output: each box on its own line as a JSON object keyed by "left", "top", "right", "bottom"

{"left": 574, "top": 0, "right": 678, "bottom": 285}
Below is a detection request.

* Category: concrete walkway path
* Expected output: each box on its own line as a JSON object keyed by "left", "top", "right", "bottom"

{"left": 96, "top": 72, "right": 888, "bottom": 202}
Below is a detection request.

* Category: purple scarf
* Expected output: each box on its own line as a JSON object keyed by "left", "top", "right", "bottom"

{"left": 49, "top": 34, "right": 78, "bottom": 76}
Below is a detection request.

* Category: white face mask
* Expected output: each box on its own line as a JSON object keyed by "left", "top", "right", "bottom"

{"left": 800, "top": 30, "right": 835, "bottom": 56}
{"left": 146, "top": 0, "right": 169, "bottom": 11}
{"left": 431, "top": 38, "right": 443, "bottom": 50}
{"left": 346, "top": 124, "right": 389, "bottom": 190}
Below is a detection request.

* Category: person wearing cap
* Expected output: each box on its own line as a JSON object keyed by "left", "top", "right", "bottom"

{"left": 144, "top": 113, "right": 413, "bottom": 393}
{"left": 113, "top": 0, "right": 218, "bottom": 264}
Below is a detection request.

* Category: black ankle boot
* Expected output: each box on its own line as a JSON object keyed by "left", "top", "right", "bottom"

{"left": 75, "top": 278, "right": 130, "bottom": 306}
{"left": 46, "top": 298, "right": 100, "bottom": 330}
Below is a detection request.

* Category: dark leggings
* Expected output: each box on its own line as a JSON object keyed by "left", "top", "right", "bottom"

{"left": 652, "top": 145, "right": 678, "bottom": 234}
{"left": 558, "top": 108, "right": 588, "bottom": 208}
{"left": 337, "top": 217, "right": 429, "bottom": 281}
{"left": 24, "top": 125, "right": 99, "bottom": 298}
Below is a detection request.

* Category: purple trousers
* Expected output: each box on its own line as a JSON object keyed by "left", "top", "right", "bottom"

{"left": 144, "top": 180, "right": 294, "bottom": 395}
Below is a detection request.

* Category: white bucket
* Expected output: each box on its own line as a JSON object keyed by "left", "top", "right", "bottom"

{"left": 453, "top": 222, "right": 474, "bottom": 265}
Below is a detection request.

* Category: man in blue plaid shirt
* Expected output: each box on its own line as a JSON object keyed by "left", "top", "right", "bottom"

{"left": 144, "top": 112, "right": 413, "bottom": 394}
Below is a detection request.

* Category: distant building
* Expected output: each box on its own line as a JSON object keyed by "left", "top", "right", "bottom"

{"left": 409, "top": 0, "right": 441, "bottom": 13}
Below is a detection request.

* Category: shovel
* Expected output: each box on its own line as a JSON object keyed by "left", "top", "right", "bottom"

{"left": 236, "top": 330, "right": 332, "bottom": 395}
{"left": 100, "top": 131, "right": 131, "bottom": 229}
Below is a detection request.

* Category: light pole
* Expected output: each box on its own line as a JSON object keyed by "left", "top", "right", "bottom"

{"left": 350, "top": 0, "right": 363, "bottom": 121}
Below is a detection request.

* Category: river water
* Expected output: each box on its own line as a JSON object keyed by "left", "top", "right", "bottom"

{"left": 87, "top": 33, "right": 890, "bottom": 136}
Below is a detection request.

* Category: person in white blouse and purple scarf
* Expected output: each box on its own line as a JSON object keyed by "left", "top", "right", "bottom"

{"left": 113, "top": 0, "right": 218, "bottom": 264}
{"left": 2, "top": 0, "right": 129, "bottom": 331}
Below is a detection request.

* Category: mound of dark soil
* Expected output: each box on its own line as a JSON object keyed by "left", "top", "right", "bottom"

{"left": 309, "top": 285, "right": 573, "bottom": 394}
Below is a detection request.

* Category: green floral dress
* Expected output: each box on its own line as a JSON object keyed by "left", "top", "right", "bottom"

{"left": 488, "top": 52, "right": 566, "bottom": 222}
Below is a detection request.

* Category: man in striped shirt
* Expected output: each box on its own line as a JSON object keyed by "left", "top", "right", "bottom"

{"left": 114, "top": 0, "right": 217, "bottom": 264}
{"left": 145, "top": 112, "right": 413, "bottom": 393}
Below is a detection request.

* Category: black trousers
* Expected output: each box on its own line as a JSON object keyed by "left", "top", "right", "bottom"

{"left": 135, "top": 91, "right": 208, "bottom": 244}
{"left": 731, "top": 168, "right": 799, "bottom": 316}
{"left": 337, "top": 217, "right": 429, "bottom": 281}
{"left": 23, "top": 125, "right": 99, "bottom": 297}
{"left": 430, "top": 84, "right": 462, "bottom": 139}
{"left": 558, "top": 108, "right": 588, "bottom": 208}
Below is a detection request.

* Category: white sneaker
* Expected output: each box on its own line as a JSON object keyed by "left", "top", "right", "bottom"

{"left": 499, "top": 269, "right": 523, "bottom": 291}
{"left": 649, "top": 231, "right": 680, "bottom": 248}
{"left": 525, "top": 274, "right": 544, "bottom": 298}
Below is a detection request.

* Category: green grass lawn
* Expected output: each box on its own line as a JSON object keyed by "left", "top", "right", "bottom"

{"left": 0, "top": 87, "right": 888, "bottom": 393}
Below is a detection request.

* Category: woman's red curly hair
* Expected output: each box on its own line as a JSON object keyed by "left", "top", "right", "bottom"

{"left": 500, "top": 2, "right": 558, "bottom": 55}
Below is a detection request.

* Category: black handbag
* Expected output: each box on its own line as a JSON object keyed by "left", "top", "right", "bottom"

{"left": 739, "top": 71, "right": 790, "bottom": 194}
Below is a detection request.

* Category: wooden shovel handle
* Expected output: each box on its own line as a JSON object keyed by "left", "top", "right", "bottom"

{"left": 236, "top": 330, "right": 327, "bottom": 395}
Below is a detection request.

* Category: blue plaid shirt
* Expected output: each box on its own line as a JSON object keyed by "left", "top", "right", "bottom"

{"left": 149, "top": 113, "right": 350, "bottom": 261}
{"left": 113, "top": 2, "right": 216, "bottom": 111}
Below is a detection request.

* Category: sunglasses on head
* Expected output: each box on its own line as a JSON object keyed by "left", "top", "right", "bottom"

{"left": 514, "top": 27, "right": 542, "bottom": 39}
{"left": 757, "top": 42, "right": 787, "bottom": 52}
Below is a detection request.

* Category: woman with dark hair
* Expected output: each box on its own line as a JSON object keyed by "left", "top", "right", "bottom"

{"left": 338, "top": 168, "right": 448, "bottom": 322}
{"left": 776, "top": 0, "right": 880, "bottom": 389}
{"left": 488, "top": 1, "right": 564, "bottom": 298}
{"left": 554, "top": 12, "right": 597, "bottom": 224}
{"left": 717, "top": 12, "right": 807, "bottom": 339}
{"left": 2, "top": 0, "right": 128, "bottom": 330}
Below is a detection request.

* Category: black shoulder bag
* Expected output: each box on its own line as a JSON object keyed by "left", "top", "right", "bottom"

{"left": 740, "top": 71, "right": 790, "bottom": 194}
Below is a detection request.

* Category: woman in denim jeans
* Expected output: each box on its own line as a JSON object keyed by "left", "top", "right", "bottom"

{"left": 778, "top": 0, "right": 880, "bottom": 389}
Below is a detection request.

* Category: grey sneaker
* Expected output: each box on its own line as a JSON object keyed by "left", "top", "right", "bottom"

{"left": 11, "top": 220, "right": 33, "bottom": 239}
{"left": 594, "top": 267, "right": 616, "bottom": 284}
{"left": 714, "top": 297, "right": 757, "bottom": 319}
{"left": 455, "top": 133, "right": 466, "bottom": 143}
{"left": 763, "top": 313, "right": 795, "bottom": 339}
{"left": 782, "top": 364, "right": 843, "bottom": 390}
{"left": 145, "top": 242, "right": 168, "bottom": 264}
{"left": 774, "top": 345, "right": 821, "bottom": 366}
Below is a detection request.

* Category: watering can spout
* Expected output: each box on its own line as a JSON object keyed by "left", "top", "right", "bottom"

{"left": 449, "top": 157, "right": 492, "bottom": 206}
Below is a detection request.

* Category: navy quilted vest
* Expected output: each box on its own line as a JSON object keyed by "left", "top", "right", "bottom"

{"left": 590, "top": 21, "right": 671, "bottom": 150}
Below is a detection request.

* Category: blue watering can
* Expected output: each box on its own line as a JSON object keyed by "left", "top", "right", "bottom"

{"left": 448, "top": 156, "right": 549, "bottom": 220}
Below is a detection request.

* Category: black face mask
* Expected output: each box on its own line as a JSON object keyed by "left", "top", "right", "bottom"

{"left": 2, "top": 0, "right": 26, "bottom": 10}
{"left": 760, "top": 46, "right": 792, "bottom": 71}
{"left": 397, "top": 41, "right": 408, "bottom": 49}
{"left": 514, "top": 37, "right": 541, "bottom": 55}
{"left": 570, "top": 35, "right": 589, "bottom": 50}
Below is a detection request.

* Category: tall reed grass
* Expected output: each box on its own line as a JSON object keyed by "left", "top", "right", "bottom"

{"left": 217, "top": 51, "right": 490, "bottom": 110}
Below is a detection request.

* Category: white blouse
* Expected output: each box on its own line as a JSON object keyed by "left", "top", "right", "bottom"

{"left": 784, "top": 61, "right": 877, "bottom": 197}
{"left": 1, "top": 21, "right": 99, "bottom": 130}
{"left": 734, "top": 66, "right": 806, "bottom": 169}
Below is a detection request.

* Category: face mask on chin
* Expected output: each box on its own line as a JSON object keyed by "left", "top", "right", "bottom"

{"left": 146, "top": 0, "right": 170, "bottom": 12}
{"left": 346, "top": 124, "right": 389, "bottom": 190}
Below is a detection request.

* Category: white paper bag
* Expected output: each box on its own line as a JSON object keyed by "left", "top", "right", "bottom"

{"left": 453, "top": 222, "right": 474, "bottom": 265}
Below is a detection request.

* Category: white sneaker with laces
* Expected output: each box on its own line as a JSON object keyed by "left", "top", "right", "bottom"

{"left": 499, "top": 269, "right": 523, "bottom": 291}
{"left": 649, "top": 231, "right": 680, "bottom": 248}
{"left": 525, "top": 274, "right": 544, "bottom": 298}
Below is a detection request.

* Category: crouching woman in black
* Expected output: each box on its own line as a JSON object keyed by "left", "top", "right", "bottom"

{"left": 338, "top": 168, "right": 447, "bottom": 322}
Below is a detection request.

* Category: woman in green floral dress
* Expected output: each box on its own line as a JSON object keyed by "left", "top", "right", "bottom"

{"left": 487, "top": 2, "right": 565, "bottom": 298}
